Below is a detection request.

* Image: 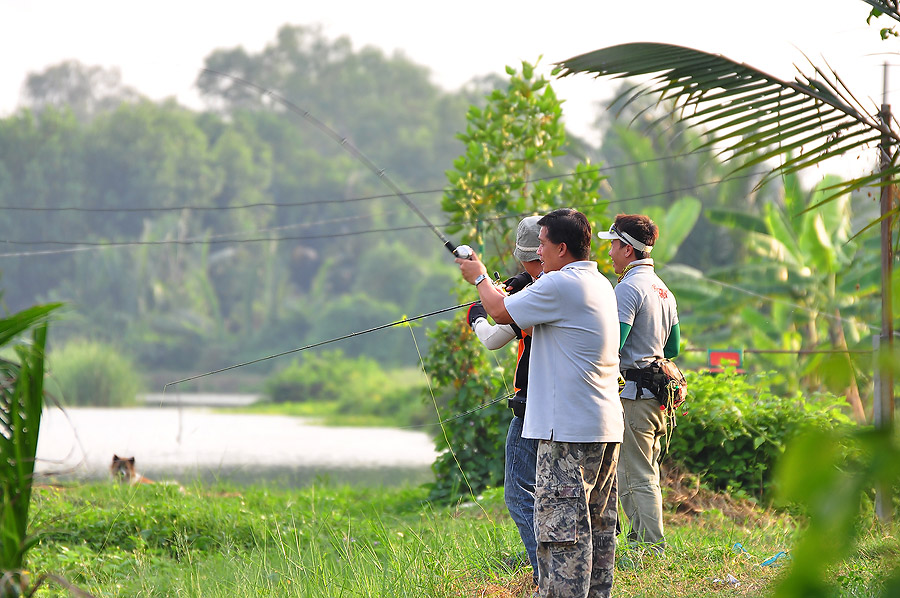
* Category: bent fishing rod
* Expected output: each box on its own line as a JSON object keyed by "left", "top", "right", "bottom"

{"left": 201, "top": 68, "right": 474, "bottom": 260}
{"left": 163, "top": 301, "right": 472, "bottom": 390}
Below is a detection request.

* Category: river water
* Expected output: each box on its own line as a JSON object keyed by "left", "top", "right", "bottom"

{"left": 35, "top": 395, "right": 437, "bottom": 487}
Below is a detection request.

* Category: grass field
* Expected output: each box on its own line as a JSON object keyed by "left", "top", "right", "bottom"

{"left": 25, "top": 477, "right": 899, "bottom": 597}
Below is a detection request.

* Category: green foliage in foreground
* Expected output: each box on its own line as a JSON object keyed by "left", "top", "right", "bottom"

{"left": 27, "top": 480, "right": 900, "bottom": 597}
{"left": 1, "top": 302, "right": 59, "bottom": 596}
{"left": 775, "top": 427, "right": 900, "bottom": 597}
{"left": 46, "top": 340, "right": 142, "bottom": 407}
{"left": 667, "top": 369, "right": 853, "bottom": 500}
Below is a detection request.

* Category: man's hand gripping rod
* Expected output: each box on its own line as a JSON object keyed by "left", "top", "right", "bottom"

{"left": 201, "top": 68, "right": 473, "bottom": 260}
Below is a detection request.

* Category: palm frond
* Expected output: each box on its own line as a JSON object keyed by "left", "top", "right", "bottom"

{"left": 861, "top": 0, "right": 900, "bottom": 23}
{"left": 557, "top": 43, "right": 900, "bottom": 203}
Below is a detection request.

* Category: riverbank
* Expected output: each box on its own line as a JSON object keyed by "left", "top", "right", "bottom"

{"left": 141, "top": 392, "right": 259, "bottom": 407}
{"left": 35, "top": 403, "right": 437, "bottom": 487}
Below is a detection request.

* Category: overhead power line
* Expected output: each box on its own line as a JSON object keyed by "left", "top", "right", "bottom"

{"left": 0, "top": 150, "right": 744, "bottom": 214}
{"left": 0, "top": 170, "right": 765, "bottom": 253}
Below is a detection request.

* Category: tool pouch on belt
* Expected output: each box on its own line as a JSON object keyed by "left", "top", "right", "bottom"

{"left": 624, "top": 358, "right": 687, "bottom": 411}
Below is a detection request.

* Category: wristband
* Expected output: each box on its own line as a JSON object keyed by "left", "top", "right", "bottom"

{"left": 473, "top": 273, "right": 488, "bottom": 286}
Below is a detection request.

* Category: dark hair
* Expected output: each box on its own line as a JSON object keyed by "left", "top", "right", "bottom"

{"left": 537, "top": 208, "right": 592, "bottom": 261}
{"left": 613, "top": 214, "right": 658, "bottom": 259}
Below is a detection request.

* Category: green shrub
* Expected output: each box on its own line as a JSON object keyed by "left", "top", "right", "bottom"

{"left": 262, "top": 351, "right": 433, "bottom": 426}
{"left": 667, "top": 368, "right": 854, "bottom": 500}
{"left": 47, "top": 340, "right": 142, "bottom": 406}
{"left": 422, "top": 318, "right": 512, "bottom": 502}
{"left": 264, "top": 350, "right": 385, "bottom": 404}
{"left": 333, "top": 367, "right": 431, "bottom": 426}
{"left": 306, "top": 293, "right": 419, "bottom": 367}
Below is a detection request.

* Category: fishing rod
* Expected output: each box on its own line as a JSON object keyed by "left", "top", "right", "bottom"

{"left": 201, "top": 68, "right": 474, "bottom": 260}
{"left": 163, "top": 301, "right": 473, "bottom": 390}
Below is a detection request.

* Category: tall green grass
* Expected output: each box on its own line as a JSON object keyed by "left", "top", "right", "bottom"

{"left": 28, "top": 481, "right": 899, "bottom": 597}
{"left": 30, "top": 483, "right": 520, "bottom": 597}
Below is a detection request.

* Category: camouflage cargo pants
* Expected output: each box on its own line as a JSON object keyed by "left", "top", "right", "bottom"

{"left": 534, "top": 440, "right": 619, "bottom": 598}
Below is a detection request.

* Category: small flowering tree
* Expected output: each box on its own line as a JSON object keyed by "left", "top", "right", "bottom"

{"left": 424, "top": 61, "right": 608, "bottom": 500}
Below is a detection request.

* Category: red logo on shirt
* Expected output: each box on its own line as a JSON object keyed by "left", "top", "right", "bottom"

{"left": 652, "top": 284, "right": 669, "bottom": 299}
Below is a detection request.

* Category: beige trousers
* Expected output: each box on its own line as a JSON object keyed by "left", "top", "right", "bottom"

{"left": 618, "top": 398, "right": 666, "bottom": 549}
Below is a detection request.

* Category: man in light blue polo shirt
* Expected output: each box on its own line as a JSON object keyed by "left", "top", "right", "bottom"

{"left": 457, "top": 208, "right": 623, "bottom": 598}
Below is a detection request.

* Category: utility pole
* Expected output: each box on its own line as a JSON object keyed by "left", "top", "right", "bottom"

{"left": 875, "top": 61, "right": 895, "bottom": 524}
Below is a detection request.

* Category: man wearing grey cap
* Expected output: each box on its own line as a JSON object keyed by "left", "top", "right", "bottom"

{"left": 465, "top": 215, "right": 542, "bottom": 584}
{"left": 597, "top": 214, "right": 680, "bottom": 552}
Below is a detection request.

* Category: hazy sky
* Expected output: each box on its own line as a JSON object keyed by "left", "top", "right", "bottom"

{"left": 2, "top": 0, "right": 897, "bottom": 176}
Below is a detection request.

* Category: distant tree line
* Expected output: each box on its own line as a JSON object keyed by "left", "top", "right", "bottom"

{"left": 0, "top": 26, "right": 496, "bottom": 373}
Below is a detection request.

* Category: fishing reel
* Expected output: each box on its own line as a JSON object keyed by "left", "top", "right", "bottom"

{"left": 453, "top": 244, "right": 474, "bottom": 259}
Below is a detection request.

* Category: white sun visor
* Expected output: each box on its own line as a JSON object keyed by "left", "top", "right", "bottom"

{"left": 597, "top": 224, "right": 652, "bottom": 253}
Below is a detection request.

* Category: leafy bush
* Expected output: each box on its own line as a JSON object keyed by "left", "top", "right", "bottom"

{"left": 263, "top": 351, "right": 434, "bottom": 427}
{"left": 48, "top": 340, "right": 142, "bottom": 406}
{"left": 667, "top": 368, "right": 854, "bottom": 500}
{"left": 333, "top": 368, "right": 432, "bottom": 427}
{"left": 263, "top": 349, "right": 386, "bottom": 403}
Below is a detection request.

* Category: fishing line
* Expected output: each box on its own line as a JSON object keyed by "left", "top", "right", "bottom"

{"left": 162, "top": 301, "right": 473, "bottom": 391}
{"left": 399, "top": 392, "right": 512, "bottom": 429}
{"left": 403, "top": 318, "right": 491, "bottom": 520}
{"left": 201, "top": 68, "right": 473, "bottom": 260}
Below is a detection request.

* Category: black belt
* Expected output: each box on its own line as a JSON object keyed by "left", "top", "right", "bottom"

{"left": 623, "top": 368, "right": 653, "bottom": 400}
{"left": 623, "top": 369, "right": 644, "bottom": 382}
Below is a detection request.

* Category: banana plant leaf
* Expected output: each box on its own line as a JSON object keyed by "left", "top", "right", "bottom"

{"left": 641, "top": 196, "right": 701, "bottom": 263}
{"left": 0, "top": 304, "right": 60, "bottom": 573}
{"left": 557, "top": 43, "right": 900, "bottom": 208}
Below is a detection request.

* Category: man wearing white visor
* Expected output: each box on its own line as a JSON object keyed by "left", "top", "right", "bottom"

{"left": 597, "top": 214, "right": 680, "bottom": 552}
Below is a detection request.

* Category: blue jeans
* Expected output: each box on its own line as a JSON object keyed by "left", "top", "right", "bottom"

{"left": 504, "top": 415, "right": 539, "bottom": 581}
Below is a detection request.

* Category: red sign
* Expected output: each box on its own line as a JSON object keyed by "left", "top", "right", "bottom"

{"left": 708, "top": 349, "right": 743, "bottom": 373}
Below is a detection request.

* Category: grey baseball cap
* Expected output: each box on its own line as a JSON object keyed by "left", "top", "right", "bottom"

{"left": 514, "top": 215, "right": 542, "bottom": 263}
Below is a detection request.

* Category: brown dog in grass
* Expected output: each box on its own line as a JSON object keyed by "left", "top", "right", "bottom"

{"left": 110, "top": 455, "right": 187, "bottom": 493}
{"left": 110, "top": 454, "right": 155, "bottom": 485}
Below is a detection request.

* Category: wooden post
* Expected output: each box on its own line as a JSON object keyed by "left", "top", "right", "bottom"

{"left": 875, "top": 61, "right": 894, "bottom": 524}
